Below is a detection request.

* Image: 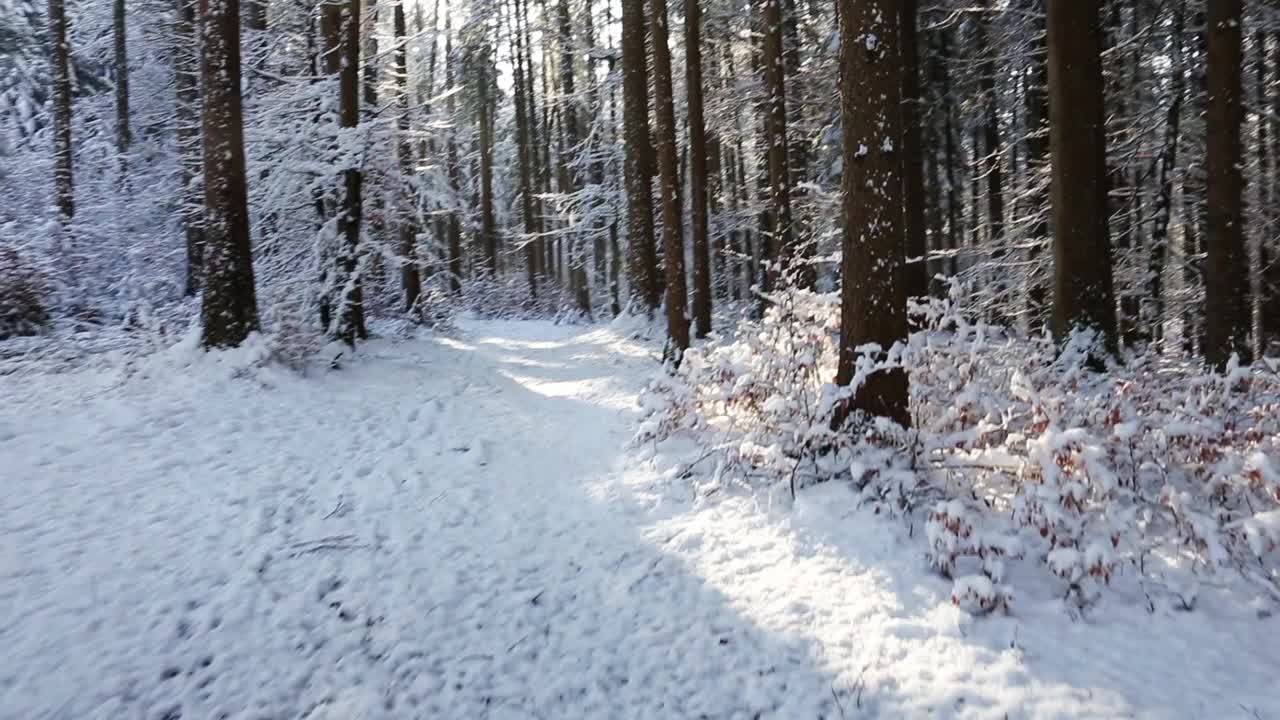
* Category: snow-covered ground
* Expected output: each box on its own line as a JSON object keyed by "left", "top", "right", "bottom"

{"left": 2, "top": 318, "right": 1276, "bottom": 719}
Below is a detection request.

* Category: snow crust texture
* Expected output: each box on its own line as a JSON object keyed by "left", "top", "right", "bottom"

{"left": 2, "top": 320, "right": 1276, "bottom": 719}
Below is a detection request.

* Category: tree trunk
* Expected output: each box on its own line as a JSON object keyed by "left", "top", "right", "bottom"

{"left": 363, "top": 0, "right": 378, "bottom": 109}
{"left": 900, "top": 0, "right": 927, "bottom": 304}
{"left": 444, "top": 18, "right": 464, "bottom": 292}
{"left": 175, "top": 0, "right": 204, "bottom": 295}
{"left": 323, "top": 0, "right": 367, "bottom": 344}
{"left": 1204, "top": 0, "right": 1250, "bottom": 367}
{"left": 558, "top": 0, "right": 591, "bottom": 315}
{"left": 834, "top": 0, "right": 909, "bottom": 427}
{"left": 760, "top": 0, "right": 798, "bottom": 286}
{"left": 686, "top": 0, "right": 711, "bottom": 337}
{"left": 1047, "top": 0, "right": 1117, "bottom": 358}
{"left": 48, "top": 0, "right": 74, "bottom": 223}
{"left": 476, "top": 47, "right": 498, "bottom": 275}
{"left": 939, "top": 26, "right": 959, "bottom": 284}
{"left": 1148, "top": 5, "right": 1186, "bottom": 354}
{"left": 976, "top": 0, "right": 1006, "bottom": 318}
{"left": 393, "top": 0, "right": 420, "bottom": 311}
{"left": 245, "top": 0, "right": 267, "bottom": 30}
{"left": 199, "top": 0, "right": 259, "bottom": 348}
{"left": 621, "top": 0, "right": 659, "bottom": 311}
{"left": 507, "top": 0, "right": 538, "bottom": 296}
{"left": 1023, "top": 0, "right": 1049, "bottom": 329}
{"left": 113, "top": 0, "right": 130, "bottom": 160}
{"left": 1266, "top": 33, "right": 1280, "bottom": 354}
{"left": 650, "top": 0, "right": 689, "bottom": 356}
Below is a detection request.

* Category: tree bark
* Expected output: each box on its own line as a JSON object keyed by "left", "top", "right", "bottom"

{"left": 834, "top": 0, "right": 909, "bottom": 427}
{"left": 393, "top": 0, "right": 420, "bottom": 311}
{"left": 650, "top": 0, "right": 689, "bottom": 356}
{"left": 1023, "top": 0, "right": 1050, "bottom": 329}
{"left": 1204, "top": 0, "right": 1250, "bottom": 367}
{"left": 760, "top": 0, "right": 798, "bottom": 286}
{"left": 113, "top": 0, "right": 130, "bottom": 159}
{"left": 976, "top": 0, "right": 1006, "bottom": 320}
{"left": 1148, "top": 5, "right": 1186, "bottom": 354}
{"left": 558, "top": 0, "right": 591, "bottom": 315}
{"left": 323, "top": 0, "right": 367, "bottom": 344}
{"left": 686, "top": 0, "right": 712, "bottom": 337}
{"left": 621, "top": 0, "right": 659, "bottom": 311}
{"left": 1266, "top": 33, "right": 1280, "bottom": 353}
{"left": 476, "top": 46, "right": 498, "bottom": 275}
{"left": 199, "top": 0, "right": 260, "bottom": 348}
{"left": 48, "top": 0, "right": 74, "bottom": 223}
{"left": 444, "top": 16, "right": 464, "bottom": 292}
{"left": 900, "top": 0, "right": 927, "bottom": 304}
{"left": 175, "top": 0, "right": 204, "bottom": 295}
{"left": 1047, "top": 0, "right": 1117, "bottom": 358}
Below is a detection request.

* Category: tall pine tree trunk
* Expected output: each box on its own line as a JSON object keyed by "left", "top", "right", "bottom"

{"left": 48, "top": 0, "right": 74, "bottom": 224}
{"left": 1023, "top": 1, "right": 1050, "bottom": 329}
{"left": 175, "top": 0, "right": 204, "bottom": 295}
{"left": 650, "top": 0, "right": 689, "bottom": 357}
{"left": 1047, "top": 0, "right": 1117, "bottom": 358}
{"left": 1204, "top": 0, "right": 1250, "bottom": 367}
{"left": 900, "top": 0, "right": 927, "bottom": 304}
{"left": 323, "top": 0, "right": 366, "bottom": 344}
{"left": 199, "top": 0, "right": 259, "bottom": 348}
{"left": 476, "top": 47, "right": 498, "bottom": 275}
{"left": 621, "top": 0, "right": 659, "bottom": 311}
{"left": 686, "top": 0, "right": 712, "bottom": 337}
{"left": 393, "top": 0, "right": 420, "bottom": 311}
{"left": 113, "top": 0, "right": 130, "bottom": 161}
{"left": 1148, "top": 5, "right": 1187, "bottom": 354}
{"left": 835, "top": 0, "right": 909, "bottom": 427}
{"left": 760, "top": 0, "right": 798, "bottom": 286}
{"left": 976, "top": 0, "right": 1006, "bottom": 318}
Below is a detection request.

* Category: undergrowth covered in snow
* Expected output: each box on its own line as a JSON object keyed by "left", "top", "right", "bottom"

{"left": 638, "top": 288, "right": 1280, "bottom": 613}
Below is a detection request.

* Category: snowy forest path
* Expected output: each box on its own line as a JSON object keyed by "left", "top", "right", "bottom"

{"left": 0, "top": 319, "right": 846, "bottom": 719}
{"left": 2, "top": 318, "right": 1276, "bottom": 720}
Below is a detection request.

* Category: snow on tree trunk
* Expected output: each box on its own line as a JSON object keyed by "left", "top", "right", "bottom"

{"left": 47, "top": 0, "right": 74, "bottom": 224}
{"left": 834, "top": 0, "right": 909, "bottom": 427}
{"left": 198, "top": 0, "right": 260, "bottom": 348}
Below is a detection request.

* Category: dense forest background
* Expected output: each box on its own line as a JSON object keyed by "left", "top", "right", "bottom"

{"left": 2, "top": 0, "right": 1279, "bottom": 627}
{"left": 3, "top": 0, "right": 1279, "bottom": 369}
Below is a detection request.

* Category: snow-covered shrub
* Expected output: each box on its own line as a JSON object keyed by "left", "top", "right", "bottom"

{"left": 0, "top": 245, "right": 48, "bottom": 339}
{"left": 637, "top": 287, "right": 922, "bottom": 505}
{"left": 639, "top": 286, "right": 1280, "bottom": 608}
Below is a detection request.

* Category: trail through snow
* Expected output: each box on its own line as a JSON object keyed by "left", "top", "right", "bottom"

{"left": 2, "top": 319, "right": 1276, "bottom": 719}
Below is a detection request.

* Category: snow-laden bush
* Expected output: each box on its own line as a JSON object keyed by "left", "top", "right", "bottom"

{"left": 638, "top": 286, "right": 1280, "bottom": 610}
{"left": 0, "top": 245, "right": 48, "bottom": 339}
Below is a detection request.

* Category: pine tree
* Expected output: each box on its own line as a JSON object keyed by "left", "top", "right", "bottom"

{"left": 621, "top": 0, "right": 659, "bottom": 311}
{"left": 198, "top": 0, "right": 259, "bottom": 348}
{"left": 834, "top": 0, "right": 909, "bottom": 427}
{"left": 759, "top": 0, "right": 795, "bottom": 286}
{"left": 112, "top": 0, "right": 130, "bottom": 161}
{"left": 393, "top": 0, "right": 421, "bottom": 311}
{"left": 900, "top": 0, "right": 927, "bottom": 304}
{"left": 686, "top": 0, "right": 711, "bottom": 337}
{"left": 47, "top": 0, "right": 74, "bottom": 224}
{"left": 1047, "top": 0, "right": 1116, "bottom": 358}
{"left": 1204, "top": 0, "right": 1251, "bottom": 367}
{"left": 322, "top": 0, "right": 367, "bottom": 344}
{"left": 175, "top": 0, "right": 204, "bottom": 295}
{"left": 650, "top": 0, "right": 689, "bottom": 357}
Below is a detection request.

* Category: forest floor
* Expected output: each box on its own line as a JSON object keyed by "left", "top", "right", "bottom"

{"left": 2, "top": 318, "right": 1277, "bottom": 720}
